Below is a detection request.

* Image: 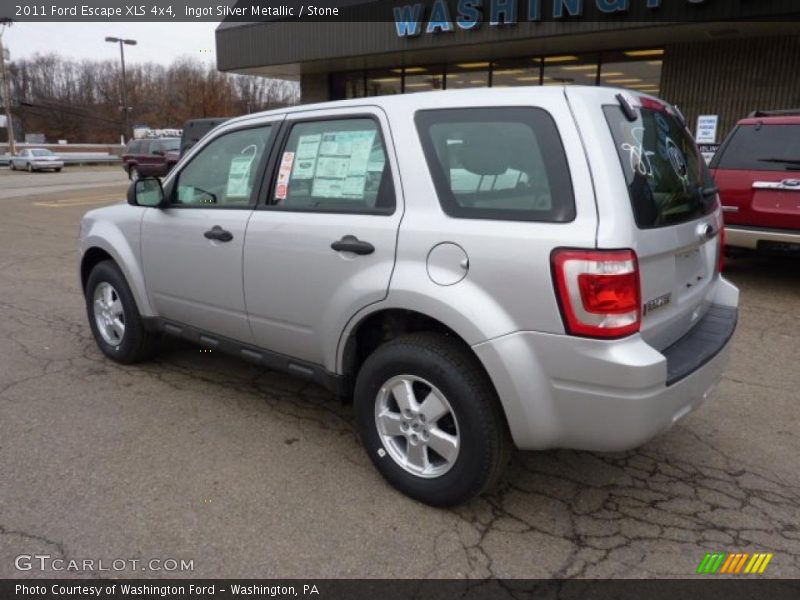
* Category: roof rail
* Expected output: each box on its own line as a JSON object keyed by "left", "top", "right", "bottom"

{"left": 747, "top": 109, "right": 800, "bottom": 118}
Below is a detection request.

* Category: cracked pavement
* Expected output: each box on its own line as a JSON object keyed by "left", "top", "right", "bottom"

{"left": 1, "top": 168, "right": 799, "bottom": 579}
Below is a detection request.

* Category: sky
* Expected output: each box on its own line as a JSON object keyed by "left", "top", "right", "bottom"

{"left": 3, "top": 22, "right": 220, "bottom": 65}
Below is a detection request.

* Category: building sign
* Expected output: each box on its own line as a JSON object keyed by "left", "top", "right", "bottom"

{"left": 395, "top": 0, "right": 711, "bottom": 37}
{"left": 695, "top": 114, "right": 719, "bottom": 144}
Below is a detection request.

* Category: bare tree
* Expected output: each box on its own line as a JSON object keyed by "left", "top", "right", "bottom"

{"left": 7, "top": 54, "right": 299, "bottom": 143}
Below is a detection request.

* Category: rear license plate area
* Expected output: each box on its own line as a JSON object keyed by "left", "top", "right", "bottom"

{"left": 675, "top": 248, "right": 706, "bottom": 294}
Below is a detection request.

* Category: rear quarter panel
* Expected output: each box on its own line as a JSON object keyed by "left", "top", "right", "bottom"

{"left": 338, "top": 88, "right": 599, "bottom": 366}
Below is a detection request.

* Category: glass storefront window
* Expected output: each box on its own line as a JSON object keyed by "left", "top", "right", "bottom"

{"left": 491, "top": 58, "right": 541, "bottom": 87}
{"left": 366, "top": 69, "right": 402, "bottom": 96}
{"left": 342, "top": 71, "right": 365, "bottom": 99}
{"left": 332, "top": 48, "right": 664, "bottom": 99}
{"left": 542, "top": 55, "right": 598, "bottom": 86}
{"left": 599, "top": 49, "right": 663, "bottom": 96}
{"left": 403, "top": 66, "right": 444, "bottom": 93}
{"left": 446, "top": 62, "right": 490, "bottom": 89}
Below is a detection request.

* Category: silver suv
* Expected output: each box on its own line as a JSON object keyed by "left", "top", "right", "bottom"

{"left": 79, "top": 87, "right": 739, "bottom": 507}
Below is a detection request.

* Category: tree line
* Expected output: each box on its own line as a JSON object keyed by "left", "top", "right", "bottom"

{"left": 6, "top": 54, "right": 299, "bottom": 143}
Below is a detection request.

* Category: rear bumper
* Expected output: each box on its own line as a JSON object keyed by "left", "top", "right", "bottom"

{"left": 473, "top": 278, "right": 739, "bottom": 452}
{"left": 726, "top": 225, "right": 800, "bottom": 249}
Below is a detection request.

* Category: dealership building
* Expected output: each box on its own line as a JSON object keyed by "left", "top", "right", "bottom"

{"left": 217, "top": 0, "right": 800, "bottom": 142}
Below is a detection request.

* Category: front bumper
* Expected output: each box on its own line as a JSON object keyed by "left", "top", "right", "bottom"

{"left": 473, "top": 278, "right": 739, "bottom": 452}
{"left": 726, "top": 225, "right": 800, "bottom": 249}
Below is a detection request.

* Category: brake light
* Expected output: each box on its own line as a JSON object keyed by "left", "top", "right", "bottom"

{"left": 552, "top": 249, "right": 641, "bottom": 339}
{"left": 718, "top": 227, "right": 726, "bottom": 273}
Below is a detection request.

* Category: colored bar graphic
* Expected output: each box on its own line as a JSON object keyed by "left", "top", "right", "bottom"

{"left": 701, "top": 552, "right": 774, "bottom": 575}
{"left": 734, "top": 553, "right": 749, "bottom": 573}
{"left": 697, "top": 552, "right": 727, "bottom": 574}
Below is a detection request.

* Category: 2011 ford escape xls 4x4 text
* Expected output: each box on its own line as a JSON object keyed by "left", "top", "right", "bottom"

{"left": 79, "top": 87, "right": 739, "bottom": 507}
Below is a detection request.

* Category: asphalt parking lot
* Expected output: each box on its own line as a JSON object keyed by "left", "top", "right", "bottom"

{"left": 1, "top": 167, "right": 798, "bottom": 579}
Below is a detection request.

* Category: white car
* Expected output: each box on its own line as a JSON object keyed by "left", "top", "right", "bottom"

{"left": 10, "top": 148, "right": 64, "bottom": 172}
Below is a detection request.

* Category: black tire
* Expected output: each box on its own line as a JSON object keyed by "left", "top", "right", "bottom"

{"left": 354, "top": 332, "right": 511, "bottom": 507}
{"left": 55, "top": 168, "right": 62, "bottom": 172}
{"left": 27, "top": 162, "right": 33, "bottom": 172}
{"left": 9, "top": 162, "right": 15, "bottom": 170}
{"left": 85, "top": 260, "right": 159, "bottom": 364}
{"left": 129, "top": 166, "right": 139, "bottom": 181}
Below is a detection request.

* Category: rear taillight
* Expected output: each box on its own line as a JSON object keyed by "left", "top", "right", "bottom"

{"left": 718, "top": 228, "right": 726, "bottom": 273}
{"left": 552, "top": 249, "right": 641, "bottom": 339}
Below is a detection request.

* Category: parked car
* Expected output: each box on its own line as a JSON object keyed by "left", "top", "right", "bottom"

{"left": 711, "top": 110, "right": 800, "bottom": 253}
{"left": 122, "top": 137, "right": 180, "bottom": 180}
{"left": 79, "top": 87, "right": 739, "bottom": 507}
{"left": 10, "top": 148, "right": 64, "bottom": 172}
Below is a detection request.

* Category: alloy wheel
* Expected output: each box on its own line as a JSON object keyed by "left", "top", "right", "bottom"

{"left": 374, "top": 375, "right": 460, "bottom": 479}
{"left": 93, "top": 282, "right": 126, "bottom": 346}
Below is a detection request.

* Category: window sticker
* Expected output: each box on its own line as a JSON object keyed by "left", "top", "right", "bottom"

{"left": 296, "top": 134, "right": 322, "bottom": 159}
{"left": 310, "top": 129, "right": 377, "bottom": 199}
{"left": 275, "top": 151, "right": 295, "bottom": 200}
{"left": 226, "top": 155, "right": 254, "bottom": 198}
{"left": 343, "top": 175, "right": 367, "bottom": 197}
{"left": 311, "top": 177, "right": 345, "bottom": 198}
{"left": 293, "top": 158, "right": 317, "bottom": 180}
{"left": 293, "top": 133, "right": 322, "bottom": 180}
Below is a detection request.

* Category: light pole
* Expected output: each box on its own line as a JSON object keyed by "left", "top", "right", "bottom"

{"left": 105, "top": 36, "right": 136, "bottom": 142}
{"left": 0, "top": 18, "right": 16, "bottom": 156}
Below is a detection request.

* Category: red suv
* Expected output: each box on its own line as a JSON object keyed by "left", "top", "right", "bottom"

{"left": 122, "top": 137, "right": 181, "bottom": 180}
{"left": 711, "top": 111, "right": 800, "bottom": 253}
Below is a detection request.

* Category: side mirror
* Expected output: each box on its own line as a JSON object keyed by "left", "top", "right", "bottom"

{"left": 127, "top": 177, "right": 165, "bottom": 207}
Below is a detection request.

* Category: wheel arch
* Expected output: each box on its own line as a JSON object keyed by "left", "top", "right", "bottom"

{"left": 341, "top": 306, "right": 508, "bottom": 407}
{"left": 80, "top": 233, "right": 154, "bottom": 317}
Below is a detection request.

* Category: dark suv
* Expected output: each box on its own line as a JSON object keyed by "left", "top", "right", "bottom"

{"left": 122, "top": 137, "right": 181, "bottom": 180}
{"left": 711, "top": 110, "right": 800, "bottom": 253}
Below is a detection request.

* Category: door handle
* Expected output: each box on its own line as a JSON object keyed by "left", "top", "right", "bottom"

{"left": 331, "top": 235, "right": 375, "bottom": 255}
{"left": 204, "top": 226, "right": 233, "bottom": 242}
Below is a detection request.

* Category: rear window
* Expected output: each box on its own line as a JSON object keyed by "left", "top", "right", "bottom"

{"left": 162, "top": 138, "right": 180, "bottom": 152}
{"left": 415, "top": 108, "right": 575, "bottom": 222}
{"left": 712, "top": 124, "right": 800, "bottom": 172}
{"left": 604, "top": 104, "right": 716, "bottom": 229}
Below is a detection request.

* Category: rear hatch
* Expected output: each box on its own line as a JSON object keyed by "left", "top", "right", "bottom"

{"left": 710, "top": 121, "right": 800, "bottom": 235}
{"left": 568, "top": 88, "right": 723, "bottom": 351}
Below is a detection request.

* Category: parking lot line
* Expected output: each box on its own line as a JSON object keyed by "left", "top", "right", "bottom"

{"left": 33, "top": 195, "right": 123, "bottom": 208}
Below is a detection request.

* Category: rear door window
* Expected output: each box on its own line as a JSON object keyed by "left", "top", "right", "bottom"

{"left": 711, "top": 124, "right": 800, "bottom": 172}
{"left": 604, "top": 103, "right": 716, "bottom": 229}
{"left": 415, "top": 107, "right": 575, "bottom": 222}
{"left": 271, "top": 118, "right": 395, "bottom": 213}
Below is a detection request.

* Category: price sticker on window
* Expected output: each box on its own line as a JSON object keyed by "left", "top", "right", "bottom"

{"left": 275, "top": 152, "right": 295, "bottom": 200}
